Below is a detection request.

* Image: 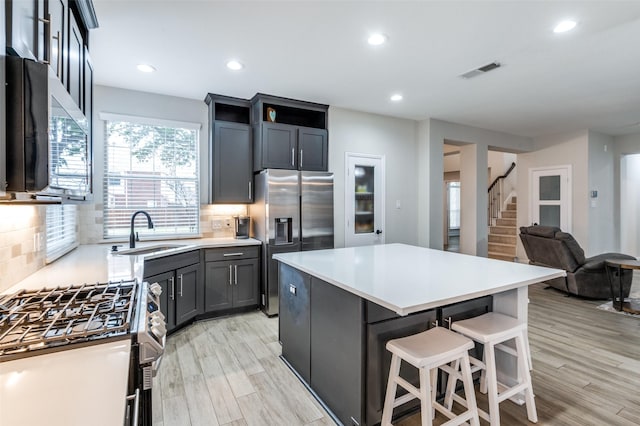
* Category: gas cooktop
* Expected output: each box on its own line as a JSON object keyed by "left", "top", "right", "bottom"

{"left": 0, "top": 280, "right": 138, "bottom": 360}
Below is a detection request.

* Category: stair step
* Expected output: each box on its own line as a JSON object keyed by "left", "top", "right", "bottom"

{"left": 490, "top": 226, "right": 516, "bottom": 235}
{"left": 505, "top": 203, "right": 517, "bottom": 211}
{"left": 488, "top": 252, "right": 515, "bottom": 262}
{"left": 496, "top": 218, "right": 516, "bottom": 226}
{"left": 501, "top": 210, "right": 517, "bottom": 219}
{"left": 489, "top": 234, "right": 517, "bottom": 245}
{"left": 488, "top": 242, "right": 516, "bottom": 255}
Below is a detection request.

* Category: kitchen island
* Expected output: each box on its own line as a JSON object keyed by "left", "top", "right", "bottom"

{"left": 274, "top": 243, "right": 565, "bottom": 426}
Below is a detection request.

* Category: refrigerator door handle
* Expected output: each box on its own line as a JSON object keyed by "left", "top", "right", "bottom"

{"left": 248, "top": 180, "right": 252, "bottom": 200}
{"left": 291, "top": 148, "right": 295, "bottom": 166}
{"left": 299, "top": 149, "right": 303, "bottom": 168}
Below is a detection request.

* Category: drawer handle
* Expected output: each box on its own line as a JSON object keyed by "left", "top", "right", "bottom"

{"left": 178, "top": 274, "right": 183, "bottom": 297}
{"left": 223, "top": 252, "right": 244, "bottom": 257}
{"left": 234, "top": 265, "right": 238, "bottom": 285}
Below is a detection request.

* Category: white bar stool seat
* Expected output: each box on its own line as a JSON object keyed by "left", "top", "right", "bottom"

{"left": 445, "top": 312, "right": 537, "bottom": 425}
{"left": 381, "top": 326, "right": 480, "bottom": 426}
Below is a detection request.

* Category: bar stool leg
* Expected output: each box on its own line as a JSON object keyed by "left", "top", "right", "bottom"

{"left": 430, "top": 368, "right": 437, "bottom": 420}
{"left": 516, "top": 331, "right": 538, "bottom": 423}
{"left": 419, "top": 368, "right": 433, "bottom": 426}
{"left": 484, "top": 343, "right": 501, "bottom": 426}
{"left": 443, "top": 358, "right": 459, "bottom": 410}
{"left": 460, "top": 353, "right": 480, "bottom": 426}
{"left": 382, "top": 354, "right": 401, "bottom": 426}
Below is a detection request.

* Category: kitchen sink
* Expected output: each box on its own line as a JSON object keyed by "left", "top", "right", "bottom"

{"left": 114, "top": 244, "right": 186, "bottom": 256}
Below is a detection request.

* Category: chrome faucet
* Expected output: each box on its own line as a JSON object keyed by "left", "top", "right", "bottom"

{"left": 129, "top": 211, "right": 154, "bottom": 248}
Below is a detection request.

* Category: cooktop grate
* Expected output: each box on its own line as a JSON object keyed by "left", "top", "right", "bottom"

{"left": 0, "top": 279, "right": 138, "bottom": 358}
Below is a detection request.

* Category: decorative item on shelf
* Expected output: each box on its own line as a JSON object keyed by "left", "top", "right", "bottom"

{"left": 267, "top": 107, "right": 277, "bottom": 122}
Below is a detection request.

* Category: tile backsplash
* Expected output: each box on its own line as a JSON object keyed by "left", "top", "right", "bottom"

{"left": 1, "top": 203, "right": 250, "bottom": 292}
{"left": 0, "top": 205, "right": 47, "bottom": 292}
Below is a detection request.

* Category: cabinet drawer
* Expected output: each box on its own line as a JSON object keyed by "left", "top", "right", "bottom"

{"left": 205, "top": 246, "right": 259, "bottom": 262}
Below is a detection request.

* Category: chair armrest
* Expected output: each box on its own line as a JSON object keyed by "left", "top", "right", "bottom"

{"left": 582, "top": 253, "right": 637, "bottom": 271}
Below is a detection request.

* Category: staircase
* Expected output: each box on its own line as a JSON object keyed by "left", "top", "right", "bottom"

{"left": 488, "top": 196, "right": 517, "bottom": 261}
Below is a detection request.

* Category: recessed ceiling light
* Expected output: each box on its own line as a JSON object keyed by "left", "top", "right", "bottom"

{"left": 390, "top": 94, "right": 403, "bottom": 102}
{"left": 368, "top": 33, "right": 387, "bottom": 46}
{"left": 226, "top": 60, "right": 244, "bottom": 71}
{"left": 553, "top": 20, "right": 577, "bottom": 33}
{"left": 136, "top": 64, "right": 156, "bottom": 73}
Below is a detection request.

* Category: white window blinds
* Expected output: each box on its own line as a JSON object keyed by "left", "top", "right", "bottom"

{"left": 46, "top": 205, "right": 78, "bottom": 263}
{"left": 102, "top": 115, "right": 200, "bottom": 239}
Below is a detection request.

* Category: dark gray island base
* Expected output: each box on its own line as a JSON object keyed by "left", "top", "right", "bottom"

{"left": 278, "top": 263, "right": 492, "bottom": 426}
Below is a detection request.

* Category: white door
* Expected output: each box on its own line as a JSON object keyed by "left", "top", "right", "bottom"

{"left": 530, "top": 166, "right": 571, "bottom": 231}
{"left": 345, "top": 153, "right": 385, "bottom": 247}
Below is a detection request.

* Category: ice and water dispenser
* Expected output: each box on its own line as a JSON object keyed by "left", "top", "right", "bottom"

{"left": 274, "top": 217, "right": 293, "bottom": 245}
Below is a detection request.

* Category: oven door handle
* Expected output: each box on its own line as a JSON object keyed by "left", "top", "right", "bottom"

{"left": 126, "top": 388, "right": 140, "bottom": 426}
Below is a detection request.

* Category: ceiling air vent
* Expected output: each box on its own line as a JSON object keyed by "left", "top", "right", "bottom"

{"left": 460, "top": 61, "right": 501, "bottom": 79}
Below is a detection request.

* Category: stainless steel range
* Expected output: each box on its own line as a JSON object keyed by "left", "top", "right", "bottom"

{"left": 0, "top": 279, "right": 166, "bottom": 426}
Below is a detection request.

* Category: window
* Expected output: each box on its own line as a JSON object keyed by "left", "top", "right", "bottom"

{"left": 46, "top": 205, "right": 78, "bottom": 263}
{"left": 102, "top": 114, "right": 200, "bottom": 239}
{"left": 448, "top": 181, "right": 461, "bottom": 229}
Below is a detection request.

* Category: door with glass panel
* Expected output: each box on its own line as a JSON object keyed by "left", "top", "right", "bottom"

{"left": 530, "top": 166, "right": 571, "bottom": 231}
{"left": 345, "top": 153, "right": 385, "bottom": 247}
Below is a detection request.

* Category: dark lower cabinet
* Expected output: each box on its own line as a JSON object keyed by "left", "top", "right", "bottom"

{"left": 144, "top": 250, "right": 202, "bottom": 333}
{"left": 204, "top": 246, "right": 260, "bottom": 314}
{"left": 279, "top": 264, "right": 311, "bottom": 383}
{"left": 175, "top": 263, "right": 200, "bottom": 325}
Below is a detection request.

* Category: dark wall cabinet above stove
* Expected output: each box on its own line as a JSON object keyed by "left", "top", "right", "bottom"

{"left": 144, "top": 250, "right": 203, "bottom": 333}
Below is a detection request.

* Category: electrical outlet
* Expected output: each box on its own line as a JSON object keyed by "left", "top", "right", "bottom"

{"left": 212, "top": 220, "right": 223, "bottom": 229}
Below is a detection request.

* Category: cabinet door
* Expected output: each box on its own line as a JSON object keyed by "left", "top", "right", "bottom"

{"left": 204, "top": 261, "right": 233, "bottom": 312}
{"left": 261, "top": 122, "right": 297, "bottom": 169}
{"left": 175, "top": 263, "right": 200, "bottom": 325}
{"left": 6, "top": 0, "right": 39, "bottom": 60}
{"left": 232, "top": 259, "right": 259, "bottom": 307}
{"left": 47, "top": 0, "right": 67, "bottom": 80}
{"left": 279, "top": 264, "right": 311, "bottom": 383}
{"left": 298, "top": 127, "right": 328, "bottom": 171}
{"left": 212, "top": 121, "right": 252, "bottom": 203}
{"left": 145, "top": 271, "right": 176, "bottom": 331}
{"left": 67, "top": 10, "right": 83, "bottom": 107}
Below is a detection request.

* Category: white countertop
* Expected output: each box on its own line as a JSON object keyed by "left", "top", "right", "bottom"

{"left": 274, "top": 243, "right": 566, "bottom": 315}
{"left": 0, "top": 340, "right": 132, "bottom": 426}
{"left": 3, "top": 237, "right": 261, "bottom": 294}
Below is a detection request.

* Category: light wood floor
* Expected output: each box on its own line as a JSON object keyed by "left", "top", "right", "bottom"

{"left": 154, "top": 282, "right": 640, "bottom": 426}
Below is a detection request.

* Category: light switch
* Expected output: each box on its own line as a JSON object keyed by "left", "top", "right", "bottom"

{"left": 289, "top": 284, "right": 297, "bottom": 295}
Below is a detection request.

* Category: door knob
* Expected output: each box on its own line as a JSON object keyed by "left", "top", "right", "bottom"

{"left": 375, "top": 229, "right": 383, "bottom": 235}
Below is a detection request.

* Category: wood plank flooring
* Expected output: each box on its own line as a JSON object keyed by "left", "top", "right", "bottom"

{"left": 154, "top": 281, "right": 640, "bottom": 426}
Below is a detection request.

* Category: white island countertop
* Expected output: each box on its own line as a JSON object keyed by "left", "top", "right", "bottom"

{"left": 274, "top": 243, "right": 566, "bottom": 315}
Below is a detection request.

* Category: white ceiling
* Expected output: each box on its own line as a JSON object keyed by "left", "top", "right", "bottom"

{"left": 91, "top": 1, "right": 640, "bottom": 138}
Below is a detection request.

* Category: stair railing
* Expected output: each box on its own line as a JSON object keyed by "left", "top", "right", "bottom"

{"left": 488, "top": 162, "right": 516, "bottom": 226}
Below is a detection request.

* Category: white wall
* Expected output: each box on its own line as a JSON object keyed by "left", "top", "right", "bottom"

{"left": 79, "top": 85, "right": 208, "bottom": 243}
{"left": 615, "top": 132, "right": 640, "bottom": 257}
{"left": 587, "top": 131, "right": 616, "bottom": 254}
{"left": 328, "top": 107, "right": 418, "bottom": 247}
{"left": 420, "top": 119, "right": 533, "bottom": 251}
{"left": 516, "top": 130, "right": 589, "bottom": 259}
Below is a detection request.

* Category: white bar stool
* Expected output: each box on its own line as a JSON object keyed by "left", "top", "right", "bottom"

{"left": 444, "top": 312, "right": 537, "bottom": 425}
{"left": 381, "top": 326, "right": 480, "bottom": 426}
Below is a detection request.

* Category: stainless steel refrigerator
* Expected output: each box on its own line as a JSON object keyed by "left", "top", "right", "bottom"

{"left": 250, "top": 169, "right": 334, "bottom": 316}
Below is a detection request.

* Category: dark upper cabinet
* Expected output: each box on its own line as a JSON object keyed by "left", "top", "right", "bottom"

{"left": 47, "top": 0, "right": 67, "bottom": 80}
{"left": 6, "top": 0, "right": 41, "bottom": 60}
{"left": 259, "top": 122, "right": 298, "bottom": 170}
{"left": 66, "top": 9, "right": 83, "bottom": 107}
{"left": 298, "top": 127, "right": 328, "bottom": 171}
{"left": 205, "top": 94, "right": 253, "bottom": 204}
{"left": 251, "top": 93, "right": 329, "bottom": 172}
